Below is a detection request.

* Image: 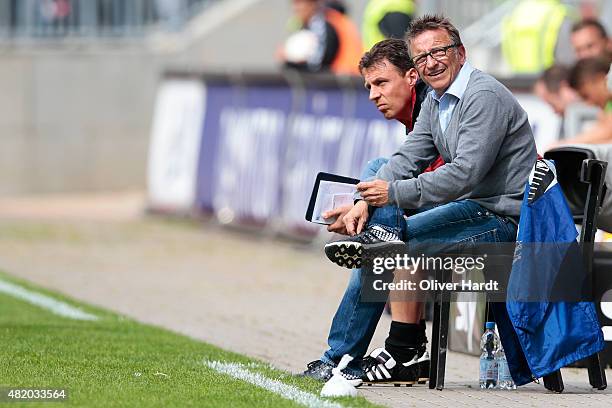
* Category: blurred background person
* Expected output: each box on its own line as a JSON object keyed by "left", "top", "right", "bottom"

{"left": 39, "top": 0, "right": 72, "bottom": 35}
{"left": 278, "top": 0, "right": 362, "bottom": 75}
{"left": 534, "top": 65, "right": 581, "bottom": 117}
{"left": 570, "top": 18, "right": 612, "bottom": 60}
{"left": 534, "top": 64, "right": 588, "bottom": 140}
{"left": 501, "top": 0, "right": 576, "bottom": 74}
{"left": 552, "top": 56, "right": 612, "bottom": 146}
{"left": 362, "top": 0, "right": 416, "bottom": 50}
{"left": 325, "top": 0, "right": 347, "bottom": 15}
{"left": 569, "top": 56, "right": 612, "bottom": 112}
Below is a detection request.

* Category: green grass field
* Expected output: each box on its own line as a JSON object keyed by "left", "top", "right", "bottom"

{"left": 0, "top": 272, "right": 381, "bottom": 408}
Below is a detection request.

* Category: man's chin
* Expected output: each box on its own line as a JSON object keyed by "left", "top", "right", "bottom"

{"left": 424, "top": 72, "right": 443, "bottom": 83}
{"left": 430, "top": 77, "right": 453, "bottom": 94}
{"left": 382, "top": 110, "right": 394, "bottom": 120}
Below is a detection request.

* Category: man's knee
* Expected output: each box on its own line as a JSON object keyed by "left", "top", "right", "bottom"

{"left": 360, "top": 157, "right": 389, "bottom": 180}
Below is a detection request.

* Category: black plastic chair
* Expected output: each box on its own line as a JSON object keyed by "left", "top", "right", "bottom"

{"left": 539, "top": 153, "right": 608, "bottom": 392}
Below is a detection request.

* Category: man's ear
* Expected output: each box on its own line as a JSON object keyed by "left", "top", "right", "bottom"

{"left": 405, "top": 67, "right": 419, "bottom": 87}
{"left": 456, "top": 44, "right": 467, "bottom": 64}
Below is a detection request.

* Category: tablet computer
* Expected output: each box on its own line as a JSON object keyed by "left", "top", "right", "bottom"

{"left": 305, "top": 172, "right": 360, "bottom": 225}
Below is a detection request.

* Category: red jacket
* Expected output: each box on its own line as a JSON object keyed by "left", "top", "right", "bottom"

{"left": 406, "top": 83, "right": 444, "bottom": 173}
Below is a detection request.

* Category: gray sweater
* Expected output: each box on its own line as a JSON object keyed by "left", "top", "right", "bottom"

{"left": 376, "top": 69, "right": 536, "bottom": 217}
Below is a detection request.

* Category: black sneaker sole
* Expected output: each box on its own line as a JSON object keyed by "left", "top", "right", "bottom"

{"left": 324, "top": 242, "right": 363, "bottom": 269}
{"left": 324, "top": 241, "right": 407, "bottom": 269}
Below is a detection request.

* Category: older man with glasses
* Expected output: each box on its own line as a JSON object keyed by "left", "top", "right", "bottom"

{"left": 324, "top": 14, "right": 536, "bottom": 385}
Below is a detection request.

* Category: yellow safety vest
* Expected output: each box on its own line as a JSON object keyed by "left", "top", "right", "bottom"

{"left": 501, "top": 0, "right": 568, "bottom": 74}
{"left": 363, "top": 0, "right": 415, "bottom": 50}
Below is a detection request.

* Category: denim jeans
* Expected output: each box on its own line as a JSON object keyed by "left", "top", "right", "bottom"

{"left": 321, "top": 157, "right": 518, "bottom": 376}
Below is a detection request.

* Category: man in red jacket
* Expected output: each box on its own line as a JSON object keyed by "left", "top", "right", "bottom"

{"left": 300, "top": 38, "right": 442, "bottom": 384}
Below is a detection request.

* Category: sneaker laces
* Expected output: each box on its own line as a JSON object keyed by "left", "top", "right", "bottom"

{"left": 362, "top": 225, "right": 399, "bottom": 243}
{"left": 340, "top": 371, "right": 361, "bottom": 380}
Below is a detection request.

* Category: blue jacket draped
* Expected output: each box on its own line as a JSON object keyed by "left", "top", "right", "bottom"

{"left": 493, "top": 159, "right": 605, "bottom": 385}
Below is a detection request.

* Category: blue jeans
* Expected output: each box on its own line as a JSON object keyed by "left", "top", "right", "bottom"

{"left": 321, "top": 158, "right": 518, "bottom": 376}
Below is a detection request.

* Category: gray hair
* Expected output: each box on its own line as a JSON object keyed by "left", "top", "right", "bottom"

{"left": 405, "top": 14, "right": 462, "bottom": 57}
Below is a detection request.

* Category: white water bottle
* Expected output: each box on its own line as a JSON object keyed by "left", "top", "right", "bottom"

{"left": 479, "top": 322, "right": 498, "bottom": 389}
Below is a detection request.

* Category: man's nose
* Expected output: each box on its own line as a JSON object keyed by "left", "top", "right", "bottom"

{"left": 369, "top": 87, "right": 380, "bottom": 100}
{"left": 425, "top": 54, "right": 438, "bottom": 69}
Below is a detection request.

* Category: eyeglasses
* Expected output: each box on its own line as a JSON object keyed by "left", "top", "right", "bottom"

{"left": 412, "top": 43, "right": 461, "bottom": 67}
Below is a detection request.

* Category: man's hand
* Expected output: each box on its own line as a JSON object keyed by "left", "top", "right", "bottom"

{"left": 323, "top": 204, "right": 353, "bottom": 235}
{"left": 357, "top": 179, "right": 390, "bottom": 207}
{"left": 343, "top": 200, "right": 369, "bottom": 236}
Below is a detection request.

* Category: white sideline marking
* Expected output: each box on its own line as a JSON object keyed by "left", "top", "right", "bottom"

{"left": 0, "top": 279, "right": 98, "bottom": 321}
{"left": 205, "top": 361, "right": 343, "bottom": 408}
